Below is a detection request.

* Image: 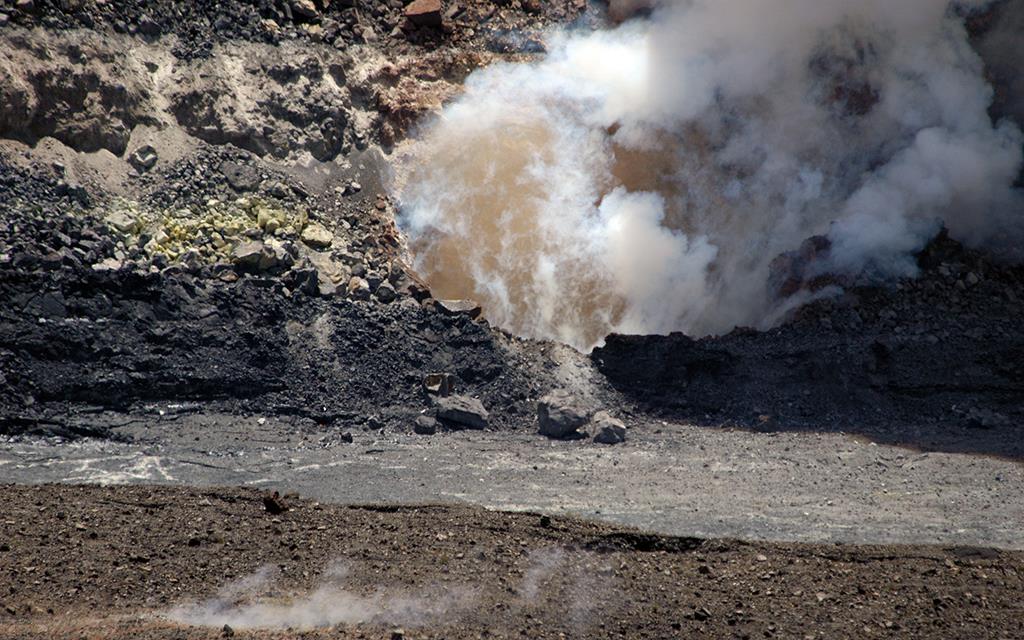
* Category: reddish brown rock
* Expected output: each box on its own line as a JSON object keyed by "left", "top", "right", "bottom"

{"left": 405, "top": 0, "right": 442, "bottom": 27}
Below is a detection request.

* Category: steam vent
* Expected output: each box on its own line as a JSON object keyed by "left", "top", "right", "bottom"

{"left": 1, "top": 1, "right": 1023, "bottom": 638}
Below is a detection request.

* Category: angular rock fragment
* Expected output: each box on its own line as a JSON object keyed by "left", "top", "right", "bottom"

{"left": 285, "top": 267, "right": 319, "bottom": 296}
{"left": 423, "top": 372, "right": 455, "bottom": 397}
{"left": 92, "top": 257, "right": 124, "bottom": 272}
{"left": 405, "top": 0, "right": 442, "bottom": 27}
{"left": 591, "top": 410, "right": 626, "bottom": 444}
{"left": 537, "top": 390, "right": 590, "bottom": 439}
{"left": 434, "top": 395, "right": 489, "bottom": 429}
{"left": 301, "top": 223, "right": 334, "bottom": 249}
{"left": 262, "top": 491, "right": 288, "bottom": 514}
{"left": 376, "top": 281, "right": 397, "bottom": 303}
{"left": 137, "top": 14, "right": 161, "bottom": 37}
{"left": 231, "top": 240, "right": 282, "bottom": 271}
{"left": 220, "top": 161, "right": 261, "bottom": 192}
{"left": 347, "top": 275, "right": 371, "bottom": 300}
{"left": 767, "top": 235, "right": 834, "bottom": 298}
{"left": 436, "top": 298, "right": 482, "bottom": 319}
{"left": 128, "top": 144, "right": 158, "bottom": 173}
{"left": 414, "top": 415, "right": 438, "bottom": 435}
{"left": 291, "top": 0, "right": 319, "bottom": 19}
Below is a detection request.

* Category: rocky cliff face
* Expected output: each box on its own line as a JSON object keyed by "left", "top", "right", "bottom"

{"left": 0, "top": 0, "right": 1022, "bottom": 451}
{"left": 0, "top": 0, "right": 600, "bottom": 436}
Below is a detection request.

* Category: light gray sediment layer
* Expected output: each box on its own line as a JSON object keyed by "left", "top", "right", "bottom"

{"left": 2, "top": 412, "right": 1020, "bottom": 549}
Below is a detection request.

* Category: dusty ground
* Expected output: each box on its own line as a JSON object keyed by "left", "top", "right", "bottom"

{"left": 2, "top": 484, "right": 1023, "bottom": 640}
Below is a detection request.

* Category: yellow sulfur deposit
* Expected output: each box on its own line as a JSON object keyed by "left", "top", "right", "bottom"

{"left": 96, "top": 197, "right": 312, "bottom": 264}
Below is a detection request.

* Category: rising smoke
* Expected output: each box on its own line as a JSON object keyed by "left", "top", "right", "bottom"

{"left": 398, "top": 0, "right": 1024, "bottom": 351}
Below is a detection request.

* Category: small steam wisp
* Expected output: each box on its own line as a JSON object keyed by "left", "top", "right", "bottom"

{"left": 398, "top": 0, "right": 1023, "bottom": 351}
{"left": 167, "top": 548, "right": 602, "bottom": 633}
{"left": 167, "top": 562, "right": 471, "bottom": 630}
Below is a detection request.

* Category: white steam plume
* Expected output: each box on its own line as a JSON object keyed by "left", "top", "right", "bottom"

{"left": 397, "top": 0, "right": 1024, "bottom": 351}
{"left": 167, "top": 562, "right": 472, "bottom": 631}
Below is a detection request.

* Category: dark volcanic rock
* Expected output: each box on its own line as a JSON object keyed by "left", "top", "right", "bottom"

{"left": 220, "top": 160, "right": 261, "bottom": 192}
{"left": 262, "top": 491, "right": 288, "bottom": 514}
{"left": 591, "top": 232, "right": 1024, "bottom": 457}
{"left": 128, "top": 144, "right": 159, "bottom": 173}
{"left": 414, "top": 415, "right": 438, "bottom": 435}
{"left": 436, "top": 298, "right": 482, "bottom": 319}
{"left": 0, "top": 233, "right": 550, "bottom": 429}
{"left": 767, "top": 235, "right": 837, "bottom": 298}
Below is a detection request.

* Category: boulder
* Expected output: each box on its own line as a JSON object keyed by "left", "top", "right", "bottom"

{"left": 137, "top": 14, "right": 161, "bottom": 36}
{"left": 436, "top": 298, "right": 482, "bottom": 319}
{"left": 414, "top": 415, "right": 438, "bottom": 435}
{"left": 307, "top": 251, "right": 348, "bottom": 293}
{"left": 92, "top": 257, "right": 124, "bottom": 272}
{"left": 105, "top": 210, "right": 137, "bottom": 234}
{"left": 608, "top": 0, "right": 655, "bottom": 23}
{"left": 301, "top": 223, "right": 334, "bottom": 249}
{"left": 232, "top": 240, "right": 280, "bottom": 271}
{"left": 767, "top": 235, "right": 833, "bottom": 299}
{"left": 591, "top": 411, "right": 626, "bottom": 444}
{"left": 180, "top": 249, "right": 203, "bottom": 273}
{"left": 537, "top": 390, "right": 590, "bottom": 439}
{"left": 221, "top": 161, "right": 261, "bottom": 192}
{"left": 318, "top": 279, "right": 339, "bottom": 296}
{"left": 405, "top": 0, "right": 442, "bottom": 27}
{"left": 434, "top": 395, "right": 489, "bottom": 429}
{"left": 291, "top": 0, "right": 319, "bottom": 19}
{"left": 262, "top": 491, "right": 288, "bottom": 515}
{"left": 365, "top": 270, "right": 384, "bottom": 291}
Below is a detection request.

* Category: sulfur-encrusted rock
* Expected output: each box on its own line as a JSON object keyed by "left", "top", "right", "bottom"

{"left": 301, "top": 222, "right": 334, "bottom": 249}
{"left": 105, "top": 210, "right": 138, "bottom": 234}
